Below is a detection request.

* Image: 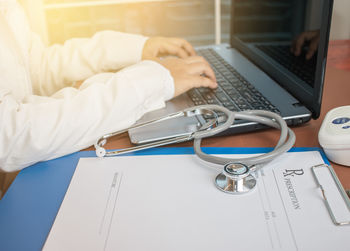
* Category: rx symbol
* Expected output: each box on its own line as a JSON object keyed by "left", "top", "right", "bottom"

{"left": 283, "top": 169, "right": 304, "bottom": 177}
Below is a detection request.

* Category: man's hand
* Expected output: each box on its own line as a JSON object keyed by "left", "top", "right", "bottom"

{"left": 142, "top": 37, "right": 196, "bottom": 60}
{"left": 291, "top": 30, "right": 320, "bottom": 60}
{"left": 158, "top": 56, "right": 217, "bottom": 98}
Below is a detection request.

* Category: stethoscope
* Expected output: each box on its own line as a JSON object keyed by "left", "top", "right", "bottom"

{"left": 95, "top": 105, "right": 295, "bottom": 194}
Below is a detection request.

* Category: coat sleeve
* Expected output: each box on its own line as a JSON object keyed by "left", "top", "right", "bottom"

{"left": 28, "top": 30, "right": 148, "bottom": 96}
{"left": 0, "top": 60, "right": 174, "bottom": 172}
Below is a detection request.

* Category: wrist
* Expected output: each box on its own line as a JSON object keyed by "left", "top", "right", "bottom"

{"left": 148, "top": 60, "right": 174, "bottom": 101}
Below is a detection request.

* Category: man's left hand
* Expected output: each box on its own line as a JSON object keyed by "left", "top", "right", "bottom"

{"left": 142, "top": 37, "right": 196, "bottom": 60}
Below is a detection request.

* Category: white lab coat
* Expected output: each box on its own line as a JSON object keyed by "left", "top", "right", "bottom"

{"left": 0, "top": 0, "right": 174, "bottom": 172}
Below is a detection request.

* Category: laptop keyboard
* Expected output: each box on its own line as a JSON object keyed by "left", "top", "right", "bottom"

{"left": 188, "top": 48, "right": 280, "bottom": 114}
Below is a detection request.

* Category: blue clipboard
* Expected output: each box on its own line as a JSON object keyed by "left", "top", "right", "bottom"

{"left": 0, "top": 147, "right": 329, "bottom": 251}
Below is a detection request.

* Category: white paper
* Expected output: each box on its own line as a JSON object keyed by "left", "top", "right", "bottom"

{"left": 43, "top": 151, "right": 350, "bottom": 251}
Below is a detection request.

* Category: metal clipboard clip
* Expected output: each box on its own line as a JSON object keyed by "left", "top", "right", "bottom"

{"left": 311, "top": 164, "right": 350, "bottom": 226}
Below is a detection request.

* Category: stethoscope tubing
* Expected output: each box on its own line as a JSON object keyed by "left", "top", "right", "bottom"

{"left": 94, "top": 104, "right": 295, "bottom": 169}
{"left": 192, "top": 105, "right": 295, "bottom": 169}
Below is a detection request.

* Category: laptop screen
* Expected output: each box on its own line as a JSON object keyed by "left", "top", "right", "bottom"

{"left": 230, "top": 0, "right": 333, "bottom": 118}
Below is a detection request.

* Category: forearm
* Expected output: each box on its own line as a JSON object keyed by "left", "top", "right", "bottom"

{"left": 29, "top": 31, "right": 148, "bottom": 96}
{"left": 1, "top": 61, "right": 173, "bottom": 172}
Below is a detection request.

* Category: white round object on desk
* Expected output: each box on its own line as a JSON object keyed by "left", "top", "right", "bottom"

{"left": 318, "top": 105, "right": 350, "bottom": 166}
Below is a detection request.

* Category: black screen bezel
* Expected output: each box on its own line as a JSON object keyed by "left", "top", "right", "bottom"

{"left": 230, "top": 0, "right": 334, "bottom": 119}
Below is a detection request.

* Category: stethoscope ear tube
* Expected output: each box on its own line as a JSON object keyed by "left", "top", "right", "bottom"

{"left": 95, "top": 106, "right": 219, "bottom": 157}
{"left": 193, "top": 108, "right": 296, "bottom": 168}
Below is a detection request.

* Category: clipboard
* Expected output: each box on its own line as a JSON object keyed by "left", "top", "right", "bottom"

{"left": 0, "top": 147, "right": 349, "bottom": 251}
{"left": 43, "top": 147, "right": 350, "bottom": 251}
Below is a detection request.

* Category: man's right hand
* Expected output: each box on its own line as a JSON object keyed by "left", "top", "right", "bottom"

{"left": 158, "top": 56, "right": 217, "bottom": 98}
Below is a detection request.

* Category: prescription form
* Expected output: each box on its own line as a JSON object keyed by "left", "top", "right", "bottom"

{"left": 43, "top": 150, "right": 350, "bottom": 251}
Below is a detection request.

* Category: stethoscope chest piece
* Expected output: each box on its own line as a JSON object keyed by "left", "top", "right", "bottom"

{"left": 215, "top": 163, "right": 256, "bottom": 194}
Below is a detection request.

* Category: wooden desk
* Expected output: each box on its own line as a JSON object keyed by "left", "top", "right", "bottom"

{"left": 328, "top": 40, "right": 350, "bottom": 71}
{"left": 90, "top": 66, "right": 350, "bottom": 190}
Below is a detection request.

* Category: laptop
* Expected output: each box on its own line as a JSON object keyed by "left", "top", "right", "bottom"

{"left": 129, "top": 0, "right": 334, "bottom": 144}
